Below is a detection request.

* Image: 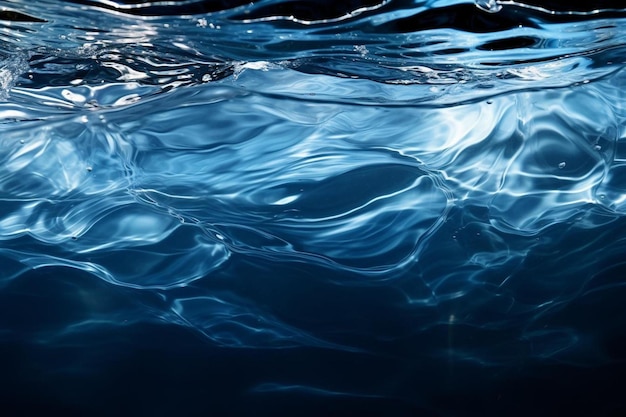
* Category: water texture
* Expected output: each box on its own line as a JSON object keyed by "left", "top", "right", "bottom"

{"left": 1, "top": 0, "right": 626, "bottom": 415}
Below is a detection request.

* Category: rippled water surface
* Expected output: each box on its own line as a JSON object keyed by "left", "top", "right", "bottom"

{"left": 1, "top": 0, "right": 626, "bottom": 415}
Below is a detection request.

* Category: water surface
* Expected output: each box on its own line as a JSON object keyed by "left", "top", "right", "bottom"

{"left": 1, "top": 0, "right": 626, "bottom": 415}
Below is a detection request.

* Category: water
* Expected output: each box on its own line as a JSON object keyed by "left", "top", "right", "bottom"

{"left": 1, "top": 0, "right": 626, "bottom": 415}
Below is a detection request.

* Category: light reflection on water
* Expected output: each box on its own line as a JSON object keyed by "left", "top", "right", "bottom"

{"left": 0, "top": 0, "right": 626, "bottom": 413}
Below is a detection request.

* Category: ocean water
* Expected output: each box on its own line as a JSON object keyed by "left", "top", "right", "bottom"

{"left": 1, "top": 0, "right": 625, "bottom": 415}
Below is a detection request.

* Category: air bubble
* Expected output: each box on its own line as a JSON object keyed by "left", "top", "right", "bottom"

{"left": 354, "top": 45, "right": 368, "bottom": 57}
{"left": 475, "top": 0, "right": 502, "bottom": 13}
{"left": 558, "top": 162, "right": 566, "bottom": 169}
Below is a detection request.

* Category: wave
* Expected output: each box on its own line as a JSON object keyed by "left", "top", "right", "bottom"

{"left": 0, "top": 0, "right": 626, "bottom": 391}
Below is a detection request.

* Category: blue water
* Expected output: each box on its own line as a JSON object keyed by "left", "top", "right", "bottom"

{"left": 1, "top": 0, "right": 626, "bottom": 415}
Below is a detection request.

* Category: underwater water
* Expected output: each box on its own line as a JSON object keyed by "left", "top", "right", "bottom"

{"left": 1, "top": 0, "right": 626, "bottom": 415}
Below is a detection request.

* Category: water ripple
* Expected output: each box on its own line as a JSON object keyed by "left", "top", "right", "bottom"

{"left": 0, "top": 0, "right": 625, "bottom": 390}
